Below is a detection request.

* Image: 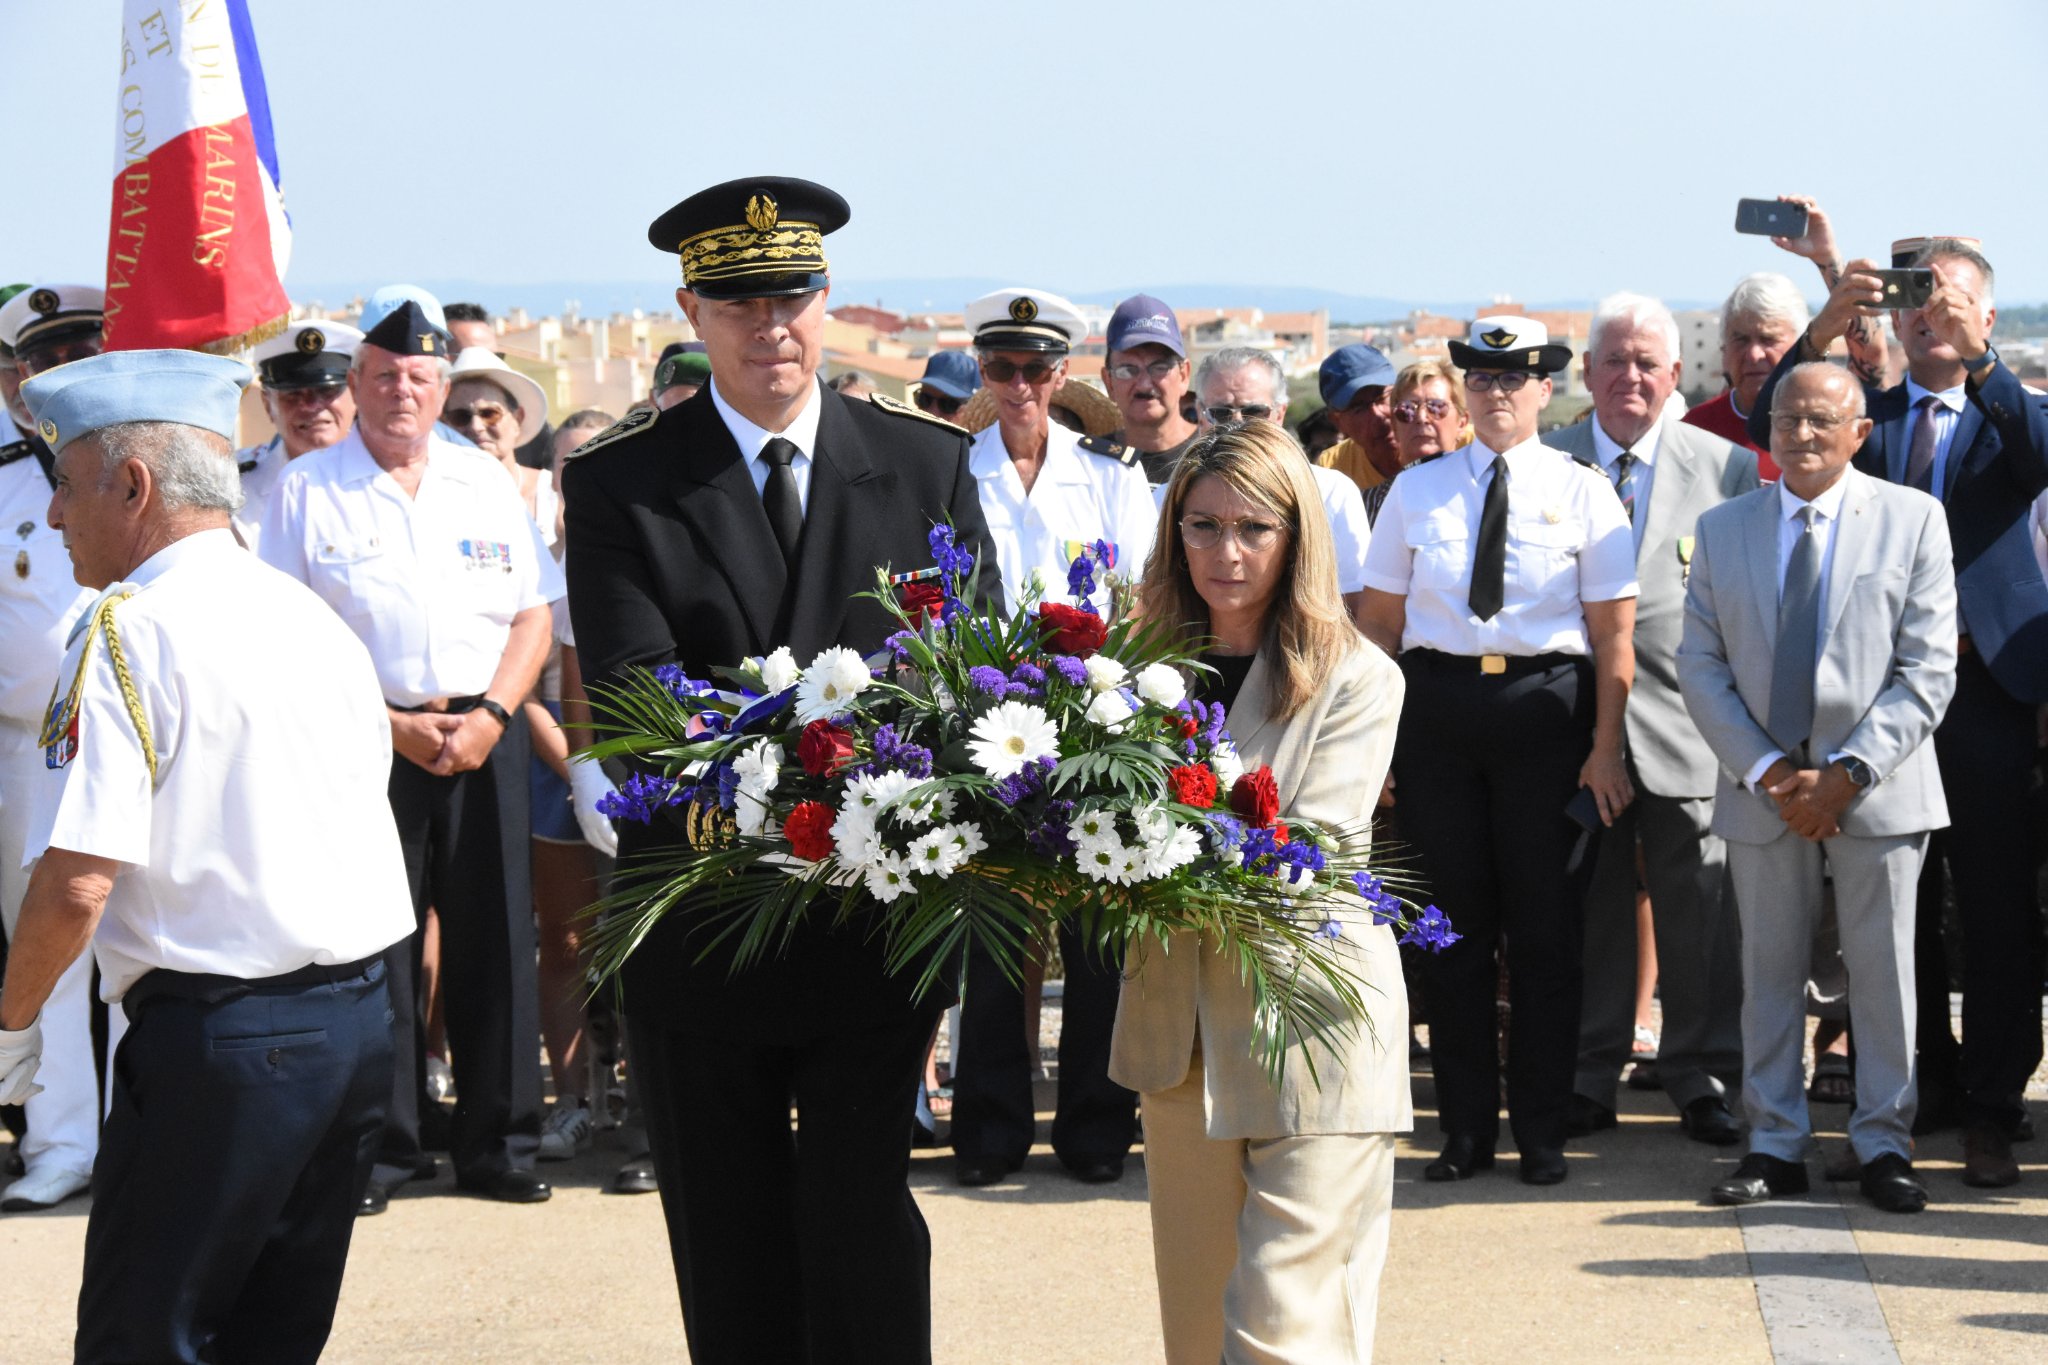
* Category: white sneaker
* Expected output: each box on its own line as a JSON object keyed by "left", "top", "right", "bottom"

{"left": 2, "top": 1164, "right": 93, "bottom": 1212}
{"left": 538, "top": 1104, "right": 593, "bottom": 1162}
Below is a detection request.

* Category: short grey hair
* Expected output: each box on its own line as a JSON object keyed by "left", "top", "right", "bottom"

{"left": 1589, "top": 292, "right": 1681, "bottom": 362}
{"left": 1777, "top": 360, "right": 1867, "bottom": 419}
{"left": 1194, "top": 346, "right": 1286, "bottom": 405}
{"left": 89, "top": 421, "right": 243, "bottom": 512}
{"left": 1721, "top": 272, "right": 1810, "bottom": 340}
{"left": 1909, "top": 238, "right": 1996, "bottom": 304}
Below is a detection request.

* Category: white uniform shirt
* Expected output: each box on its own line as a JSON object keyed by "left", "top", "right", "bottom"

{"left": 970, "top": 421, "right": 1158, "bottom": 615}
{"left": 1362, "top": 436, "right": 1638, "bottom": 656}
{"left": 1309, "top": 463, "right": 1372, "bottom": 595}
{"left": 0, "top": 452, "right": 93, "bottom": 727}
{"left": 230, "top": 435, "right": 287, "bottom": 553}
{"left": 25, "top": 530, "right": 414, "bottom": 999}
{"left": 259, "top": 431, "right": 563, "bottom": 705}
{"left": 712, "top": 376, "right": 822, "bottom": 513}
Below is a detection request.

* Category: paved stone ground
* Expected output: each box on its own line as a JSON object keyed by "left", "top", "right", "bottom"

{"left": 5, "top": 1006, "right": 2045, "bottom": 1362}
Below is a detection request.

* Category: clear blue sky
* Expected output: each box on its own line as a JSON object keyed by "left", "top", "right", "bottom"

{"left": 11, "top": 0, "right": 2047, "bottom": 311}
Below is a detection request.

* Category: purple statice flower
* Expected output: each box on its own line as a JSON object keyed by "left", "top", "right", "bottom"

{"left": 1011, "top": 662, "right": 1046, "bottom": 688}
{"left": 885, "top": 630, "right": 918, "bottom": 664}
{"left": 1182, "top": 739, "right": 1199, "bottom": 759}
{"left": 1399, "top": 904, "right": 1461, "bottom": 952}
{"left": 967, "top": 665, "right": 1009, "bottom": 698}
{"left": 1004, "top": 681, "right": 1035, "bottom": 699}
{"left": 858, "top": 723, "right": 934, "bottom": 780}
{"left": 1027, "top": 798, "right": 1079, "bottom": 858}
{"left": 990, "top": 755, "right": 1056, "bottom": 808}
{"left": 1049, "top": 654, "right": 1088, "bottom": 688}
{"left": 597, "top": 772, "right": 687, "bottom": 824}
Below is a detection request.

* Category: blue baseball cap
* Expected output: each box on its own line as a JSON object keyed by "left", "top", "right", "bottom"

{"left": 1317, "top": 344, "right": 1396, "bottom": 410}
{"left": 918, "top": 349, "right": 981, "bottom": 401}
{"left": 22, "top": 348, "right": 252, "bottom": 455}
{"left": 1105, "top": 294, "right": 1184, "bottom": 358}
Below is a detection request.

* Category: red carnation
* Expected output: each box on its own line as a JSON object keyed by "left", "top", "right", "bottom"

{"left": 784, "top": 801, "right": 838, "bottom": 861}
{"left": 897, "top": 580, "right": 945, "bottom": 628}
{"left": 1229, "top": 766, "right": 1281, "bottom": 828}
{"left": 1038, "top": 602, "right": 1108, "bottom": 658}
{"left": 1273, "top": 822, "right": 1290, "bottom": 845}
{"left": 1168, "top": 764, "right": 1218, "bottom": 809}
{"left": 798, "top": 719, "right": 856, "bottom": 777}
{"left": 1178, "top": 716, "right": 1201, "bottom": 740}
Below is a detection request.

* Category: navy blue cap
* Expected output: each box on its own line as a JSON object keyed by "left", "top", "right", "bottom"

{"left": 918, "top": 350, "right": 981, "bottom": 401}
{"left": 1317, "top": 344, "right": 1397, "bottom": 410}
{"left": 1105, "top": 294, "right": 1184, "bottom": 358}
{"left": 22, "top": 348, "right": 251, "bottom": 454}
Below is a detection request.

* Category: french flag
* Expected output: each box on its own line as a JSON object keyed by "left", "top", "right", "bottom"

{"left": 102, "top": 0, "right": 291, "bottom": 354}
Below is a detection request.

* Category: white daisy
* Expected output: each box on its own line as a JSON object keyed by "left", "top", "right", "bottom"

{"left": 892, "top": 784, "right": 958, "bottom": 829}
{"left": 759, "top": 645, "right": 800, "bottom": 693}
{"left": 843, "top": 769, "right": 915, "bottom": 819}
{"left": 944, "top": 822, "right": 989, "bottom": 867}
{"left": 1074, "top": 835, "right": 1128, "bottom": 884}
{"left": 1140, "top": 825, "right": 1203, "bottom": 879}
{"left": 795, "top": 646, "right": 873, "bottom": 722}
{"left": 1068, "top": 809, "right": 1121, "bottom": 852}
{"left": 1133, "top": 662, "right": 1186, "bottom": 709}
{"left": 1083, "top": 654, "right": 1129, "bottom": 694}
{"left": 1084, "top": 689, "right": 1134, "bottom": 733}
{"left": 864, "top": 851, "right": 916, "bottom": 903}
{"left": 905, "top": 830, "right": 955, "bottom": 876}
{"left": 966, "top": 701, "right": 1060, "bottom": 778}
{"left": 831, "top": 809, "right": 885, "bottom": 868}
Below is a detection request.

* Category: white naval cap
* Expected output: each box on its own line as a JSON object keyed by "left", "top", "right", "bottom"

{"left": 250, "top": 318, "right": 364, "bottom": 390}
{"left": 965, "top": 287, "right": 1089, "bottom": 354}
{"left": 0, "top": 284, "right": 106, "bottom": 359}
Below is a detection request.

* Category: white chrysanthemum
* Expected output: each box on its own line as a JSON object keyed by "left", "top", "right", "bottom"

{"left": 1133, "top": 662, "right": 1186, "bottom": 709}
{"left": 1084, "top": 689, "right": 1134, "bottom": 733}
{"left": 1141, "top": 824, "right": 1203, "bottom": 879}
{"left": 795, "top": 646, "right": 873, "bottom": 722}
{"left": 831, "top": 808, "right": 885, "bottom": 868}
{"left": 1068, "top": 809, "right": 1121, "bottom": 852}
{"left": 1114, "top": 845, "right": 1150, "bottom": 885}
{"left": 864, "top": 852, "right": 916, "bottom": 903}
{"left": 1083, "top": 654, "right": 1129, "bottom": 694}
{"left": 1130, "top": 804, "right": 1175, "bottom": 846}
{"left": 843, "top": 770, "right": 915, "bottom": 820}
{"left": 906, "top": 829, "right": 956, "bottom": 877}
{"left": 892, "top": 784, "right": 957, "bottom": 829}
{"left": 1074, "top": 835, "right": 1128, "bottom": 883}
{"left": 944, "top": 822, "right": 988, "bottom": 866}
{"left": 1208, "top": 741, "right": 1245, "bottom": 790}
{"left": 732, "top": 739, "right": 782, "bottom": 799}
{"left": 967, "top": 701, "right": 1060, "bottom": 778}
{"left": 735, "top": 789, "right": 771, "bottom": 836}
{"left": 759, "top": 646, "right": 800, "bottom": 693}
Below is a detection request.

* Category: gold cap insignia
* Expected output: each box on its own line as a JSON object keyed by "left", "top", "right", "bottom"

{"left": 422, "top": 332, "right": 440, "bottom": 354}
{"left": 1480, "top": 327, "right": 1516, "bottom": 348}
{"left": 1009, "top": 296, "right": 1039, "bottom": 323}
{"left": 745, "top": 194, "right": 779, "bottom": 232}
{"left": 39, "top": 418, "right": 57, "bottom": 443}
{"left": 28, "top": 289, "right": 58, "bottom": 315}
{"left": 1528, "top": 349, "right": 1541, "bottom": 364}
{"left": 298, "top": 328, "right": 326, "bottom": 354}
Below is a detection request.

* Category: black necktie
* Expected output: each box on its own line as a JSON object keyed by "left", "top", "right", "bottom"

{"left": 759, "top": 437, "right": 803, "bottom": 566}
{"left": 1469, "top": 454, "right": 1508, "bottom": 621}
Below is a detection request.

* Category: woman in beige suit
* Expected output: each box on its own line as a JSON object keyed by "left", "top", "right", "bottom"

{"left": 1112, "top": 420, "right": 1411, "bottom": 1364}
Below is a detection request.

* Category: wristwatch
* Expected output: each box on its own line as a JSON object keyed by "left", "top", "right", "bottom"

{"left": 1962, "top": 344, "right": 1998, "bottom": 376}
{"left": 473, "top": 698, "right": 513, "bottom": 729}
{"left": 1837, "top": 755, "right": 1876, "bottom": 789}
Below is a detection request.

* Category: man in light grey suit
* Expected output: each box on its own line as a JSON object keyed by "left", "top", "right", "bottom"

{"left": 1678, "top": 363, "right": 1956, "bottom": 1214}
{"left": 1546, "top": 294, "right": 1759, "bottom": 1146}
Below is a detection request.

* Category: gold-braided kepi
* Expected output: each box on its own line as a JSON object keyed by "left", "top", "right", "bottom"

{"left": 648, "top": 176, "right": 850, "bottom": 300}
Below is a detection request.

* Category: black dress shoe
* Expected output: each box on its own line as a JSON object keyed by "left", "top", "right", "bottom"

{"left": 1066, "top": 1158, "right": 1124, "bottom": 1184}
{"left": 1711, "top": 1152, "right": 1808, "bottom": 1205}
{"left": 610, "top": 1153, "right": 657, "bottom": 1195}
{"left": 1519, "top": 1148, "right": 1569, "bottom": 1186}
{"left": 457, "top": 1168, "right": 552, "bottom": 1204}
{"left": 1422, "top": 1136, "right": 1494, "bottom": 1182}
{"left": 356, "top": 1179, "right": 390, "bottom": 1217}
{"left": 409, "top": 1155, "right": 441, "bottom": 1182}
{"left": 1679, "top": 1096, "right": 1742, "bottom": 1147}
{"left": 1565, "top": 1094, "right": 1617, "bottom": 1137}
{"left": 1859, "top": 1152, "right": 1928, "bottom": 1214}
{"left": 954, "top": 1157, "right": 1021, "bottom": 1188}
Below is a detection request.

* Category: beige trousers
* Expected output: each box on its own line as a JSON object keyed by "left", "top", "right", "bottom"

{"left": 1141, "top": 1049, "right": 1394, "bottom": 1364}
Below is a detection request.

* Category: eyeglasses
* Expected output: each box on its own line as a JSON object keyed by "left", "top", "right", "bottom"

{"left": 1105, "top": 358, "right": 1181, "bottom": 382}
{"left": 1392, "top": 398, "right": 1454, "bottom": 424}
{"left": 1768, "top": 412, "right": 1852, "bottom": 433}
{"left": 446, "top": 402, "right": 514, "bottom": 426}
{"left": 1464, "top": 372, "right": 1538, "bottom": 393}
{"left": 916, "top": 389, "right": 965, "bottom": 416}
{"left": 1204, "top": 404, "right": 1274, "bottom": 424}
{"left": 1179, "top": 514, "right": 1290, "bottom": 551}
{"left": 980, "top": 358, "right": 1060, "bottom": 384}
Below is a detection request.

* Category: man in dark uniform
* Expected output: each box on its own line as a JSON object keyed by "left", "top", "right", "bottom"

{"left": 562, "top": 176, "right": 998, "bottom": 1365}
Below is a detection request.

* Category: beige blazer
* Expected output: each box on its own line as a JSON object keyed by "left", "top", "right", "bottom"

{"left": 1109, "top": 642, "right": 1415, "bottom": 1140}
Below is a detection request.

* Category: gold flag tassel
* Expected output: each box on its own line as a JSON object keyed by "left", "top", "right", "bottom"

{"left": 37, "top": 592, "right": 158, "bottom": 785}
{"left": 201, "top": 311, "right": 290, "bottom": 358}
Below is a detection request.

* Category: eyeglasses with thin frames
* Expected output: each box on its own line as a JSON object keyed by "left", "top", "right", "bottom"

{"left": 1768, "top": 412, "right": 1853, "bottom": 433}
{"left": 1179, "top": 514, "right": 1290, "bottom": 552}
{"left": 1105, "top": 358, "right": 1181, "bottom": 382}
{"left": 1464, "top": 372, "right": 1539, "bottom": 393}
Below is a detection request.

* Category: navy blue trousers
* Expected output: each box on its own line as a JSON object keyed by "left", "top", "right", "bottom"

{"left": 75, "top": 958, "right": 393, "bottom": 1365}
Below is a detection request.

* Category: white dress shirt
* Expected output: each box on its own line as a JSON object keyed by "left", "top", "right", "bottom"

{"left": 258, "top": 431, "right": 563, "bottom": 706}
{"left": 0, "top": 454, "right": 92, "bottom": 727}
{"left": 1590, "top": 416, "right": 1662, "bottom": 556}
{"left": 711, "top": 376, "right": 822, "bottom": 513}
{"left": 973, "top": 421, "right": 1157, "bottom": 616}
{"left": 1362, "top": 435, "right": 1638, "bottom": 656}
{"left": 1741, "top": 474, "right": 1853, "bottom": 790}
{"left": 1902, "top": 377, "right": 1966, "bottom": 497}
{"left": 26, "top": 530, "right": 414, "bottom": 999}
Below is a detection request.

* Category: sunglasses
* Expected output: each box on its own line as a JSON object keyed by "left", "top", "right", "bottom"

{"left": 1392, "top": 398, "right": 1454, "bottom": 424}
{"left": 980, "top": 358, "right": 1060, "bottom": 384}
{"left": 1105, "top": 358, "right": 1181, "bottom": 382}
{"left": 1204, "top": 404, "right": 1273, "bottom": 424}
{"left": 1464, "top": 372, "right": 1539, "bottom": 393}
{"left": 446, "top": 402, "right": 514, "bottom": 426}
{"left": 917, "top": 389, "right": 965, "bottom": 416}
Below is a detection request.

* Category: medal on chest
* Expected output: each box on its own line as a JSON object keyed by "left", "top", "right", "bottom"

{"left": 459, "top": 538, "right": 515, "bottom": 573}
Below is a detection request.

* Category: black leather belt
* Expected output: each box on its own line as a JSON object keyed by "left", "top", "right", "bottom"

{"left": 1400, "top": 648, "right": 1583, "bottom": 678}
{"left": 125, "top": 954, "right": 383, "bottom": 1010}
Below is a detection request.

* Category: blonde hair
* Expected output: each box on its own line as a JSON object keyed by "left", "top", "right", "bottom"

{"left": 1138, "top": 419, "right": 1357, "bottom": 722}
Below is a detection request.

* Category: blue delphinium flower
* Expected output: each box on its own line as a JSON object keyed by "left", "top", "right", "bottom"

{"left": 1049, "top": 654, "right": 1088, "bottom": 687}
{"left": 597, "top": 772, "right": 687, "bottom": 824}
{"left": 1206, "top": 813, "right": 1247, "bottom": 854}
{"left": 1028, "top": 798, "right": 1079, "bottom": 858}
{"left": 1067, "top": 546, "right": 1098, "bottom": 602}
{"left": 929, "top": 523, "right": 976, "bottom": 583}
{"left": 1314, "top": 919, "right": 1343, "bottom": 941}
{"left": 714, "top": 762, "right": 741, "bottom": 813}
{"left": 1400, "top": 904, "right": 1461, "bottom": 951}
{"left": 1239, "top": 826, "right": 1282, "bottom": 873}
{"left": 967, "top": 665, "right": 1009, "bottom": 697}
{"left": 652, "top": 664, "right": 715, "bottom": 702}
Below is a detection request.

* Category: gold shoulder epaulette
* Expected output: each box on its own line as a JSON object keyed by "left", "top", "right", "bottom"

{"left": 870, "top": 391, "right": 966, "bottom": 435}
{"left": 1077, "top": 433, "right": 1137, "bottom": 467}
{"left": 563, "top": 405, "right": 658, "bottom": 462}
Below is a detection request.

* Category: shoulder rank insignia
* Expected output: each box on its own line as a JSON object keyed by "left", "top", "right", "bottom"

{"left": 562, "top": 405, "right": 658, "bottom": 462}
{"left": 870, "top": 391, "right": 966, "bottom": 435}
{"left": 0, "top": 438, "right": 32, "bottom": 469}
{"left": 1077, "top": 433, "right": 1137, "bottom": 467}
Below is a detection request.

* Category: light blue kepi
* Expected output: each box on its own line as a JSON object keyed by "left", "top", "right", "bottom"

{"left": 21, "top": 348, "right": 252, "bottom": 454}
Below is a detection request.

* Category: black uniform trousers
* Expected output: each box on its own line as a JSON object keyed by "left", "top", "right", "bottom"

{"left": 1395, "top": 652, "right": 1598, "bottom": 1156}
{"left": 951, "top": 923, "right": 1137, "bottom": 1170}
{"left": 628, "top": 999, "right": 945, "bottom": 1365}
{"left": 76, "top": 958, "right": 393, "bottom": 1364}
{"left": 374, "top": 714, "right": 542, "bottom": 1185}
{"left": 1911, "top": 648, "right": 2046, "bottom": 1133}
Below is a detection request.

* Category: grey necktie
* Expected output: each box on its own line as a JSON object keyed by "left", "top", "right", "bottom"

{"left": 1611, "top": 450, "right": 1637, "bottom": 525}
{"left": 1903, "top": 395, "right": 1940, "bottom": 493}
{"left": 1767, "top": 504, "right": 1822, "bottom": 756}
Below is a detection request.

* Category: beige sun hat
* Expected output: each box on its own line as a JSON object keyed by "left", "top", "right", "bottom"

{"left": 447, "top": 346, "right": 549, "bottom": 444}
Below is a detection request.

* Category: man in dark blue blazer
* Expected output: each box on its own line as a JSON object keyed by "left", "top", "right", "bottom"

{"left": 1751, "top": 239, "right": 2048, "bottom": 1190}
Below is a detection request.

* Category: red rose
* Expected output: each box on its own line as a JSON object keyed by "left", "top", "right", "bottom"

{"left": 897, "top": 580, "right": 945, "bottom": 628}
{"left": 1178, "top": 716, "right": 1201, "bottom": 740}
{"left": 1229, "top": 766, "right": 1281, "bottom": 827}
{"left": 1038, "top": 602, "right": 1108, "bottom": 658}
{"left": 784, "top": 801, "right": 838, "bottom": 862}
{"left": 1168, "top": 764, "right": 1218, "bottom": 809}
{"left": 798, "top": 719, "right": 856, "bottom": 777}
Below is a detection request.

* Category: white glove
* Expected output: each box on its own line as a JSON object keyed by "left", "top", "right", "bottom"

{"left": 0, "top": 1017, "right": 45, "bottom": 1106}
{"left": 568, "top": 758, "right": 620, "bottom": 857}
